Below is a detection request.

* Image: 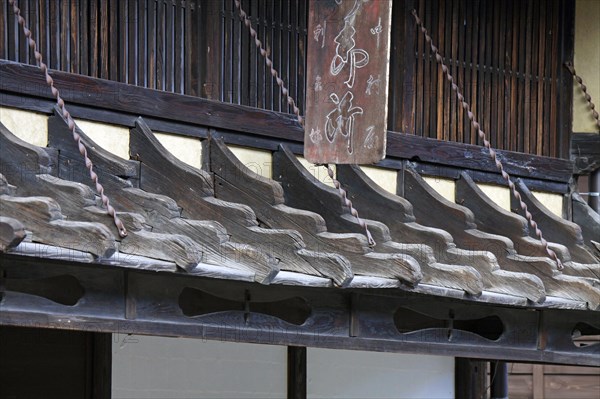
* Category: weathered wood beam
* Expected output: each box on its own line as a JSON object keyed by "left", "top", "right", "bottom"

{"left": 0, "top": 194, "right": 116, "bottom": 258}
{"left": 0, "top": 60, "right": 574, "bottom": 185}
{"left": 42, "top": 113, "right": 278, "bottom": 279}
{"left": 512, "top": 178, "right": 599, "bottom": 266}
{"left": 273, "top": 146, "right": 483, "bottom": 295}
{"left": 572, "top": 193, "right": 600, "bottom": 254}
{"left": 337, "top": 165, "right": 546, "bottom": 302}
{"left": 129, "top": 119, "right": 343, "bottom": 283}
{"left": 0, "top": 217, "right": 26, "bottom": 252}
{"left": 571, "top": 133, "right": 600, "bottom": 175}
{"left": 207, "top": 137, "right": 422, "bottom": 286}
{"left": 456, "top": 173, "right": 592, "bottom": 269}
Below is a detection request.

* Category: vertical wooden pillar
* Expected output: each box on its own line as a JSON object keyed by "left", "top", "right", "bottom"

{"left": 455, "top": 358, "right": 486, "bottom": 399}
{"left": 287, "top": 346, "right": 307, "bottom": 399}
{"left": 490, "top": 361, "right": 508, "bottom": 399}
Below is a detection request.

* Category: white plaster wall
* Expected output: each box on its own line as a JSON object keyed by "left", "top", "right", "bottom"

{"left": 112, "top": 336, "right": 287, "bottom": 399}
{"left": 112, "top": 336, "right": 454, "bottom": 399}
{"left": 307, "top": 348, "right": 454, "bottom": 399}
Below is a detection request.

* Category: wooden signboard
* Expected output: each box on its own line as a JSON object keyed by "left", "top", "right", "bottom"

{"left": 304, "top": 0, "right": 392, "bottom": 164}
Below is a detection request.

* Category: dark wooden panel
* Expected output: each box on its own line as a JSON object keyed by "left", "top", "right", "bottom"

{"left": 0, "top": 326, "right": 111, "bottom": 399}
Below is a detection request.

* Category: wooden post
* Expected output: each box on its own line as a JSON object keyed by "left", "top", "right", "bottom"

{"left": 455, "top": 358, "right": 487, "bottom": 399}
{"left": 287, "top": 346, "right": 307, "bottom": 399}
{"left": 490, "top": 361, "right": 508, "bottom": 399}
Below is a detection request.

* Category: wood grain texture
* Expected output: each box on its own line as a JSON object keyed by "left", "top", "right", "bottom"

{"left": 572, "top": 193, "right": 600, "bottom": 256}
{"left": 457, "top": 173, "right": 574, "bottom": 263}
{"left": 47, "top": 116, "right": 278, "bottom": 279}
{"left": 0, "top": 195, "right": 116, "bottom": 258}
{"left": 209, "top": 137, "right": 426, "bottom": 285}
{"left": 304, "top": 0, "right": 391, "bottom": 164}
{"left": 513, "top": 178, "right": 599, "bottom": 266}
{"left": 339, "top": 164, "right": 546, "bottom": 302}
{"left": 0, "top": 216, "right": 26, "bottom": 252}
{"left": 273, "top": 146, "right": 481, "bottom": 294}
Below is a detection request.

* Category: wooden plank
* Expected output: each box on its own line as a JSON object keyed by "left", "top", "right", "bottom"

{"left": 165, "top": 0, "right": 174, "bottom": 92}
{"left": 0, "top": 60, "right": 575, "bottom": 184}
{"left": 99, "top": 0, "right": 109, "bottom": 79}
{"left": 558, "top": 0, "right": 575, "bottom": 160}
{"left": 436, "top": 1, "right": 450, "bottom": 140}
{"left": 156, "top": 0, "right": 164, "bottom": 91}
{"left": 533, "top": 363, "right": 545, "bottom": 399}
{"left": 79, "top": 0, "right": 89, "bottom": 76}
{"left": 304, "top": 0, "right": 392, "bottom": 164}
{"left": 544, "top": 375, "right": 600, "bottom": 399}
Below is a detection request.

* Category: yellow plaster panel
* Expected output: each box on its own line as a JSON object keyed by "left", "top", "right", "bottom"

{"left": 532, "top": 191, "right": 563, "bottom": 218}
{"left": 296, "top": 156, "right": 335, "bottom": 187}
{"left": 573, "top": 0, "right": 600, "bottom": 133}
{"left": 0, "top": 107, "right": 48, "bottom": 147}
{"left": 360, "top": 166, "right": 397, "bottom": 194}
{"left": 228, "top": 145, "right": 273, "bottom": 179}
{"left": 75, "top": 119, "right": 130, "bottom": 160}
{"left": 476, "top": 184, "right": 511, "bottom": 211}
{"left": 154, "top": 132, "right": 202, "bottom": 169}
{"left": 423, "top": 176, "right": 456, "bottom": 202}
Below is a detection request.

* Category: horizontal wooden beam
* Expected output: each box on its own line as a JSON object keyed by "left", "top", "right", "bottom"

{"left": 571, "top": 133, "right": 600, "bottom": 175}
{"left": 1, "top": 254, "right": 598, "bottom": 366}
{"left": 0, "top": 60, "right": 573, "bottom": 186}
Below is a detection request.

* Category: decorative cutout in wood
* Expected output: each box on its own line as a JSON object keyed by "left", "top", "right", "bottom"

{"left": 0, "top": 274, "right": 84, "bottom": 306}
{"left": 179, "top": 287, "right": 311, "bottom": 326}
{"left": 304, "top": 0, "right": 392, "bottom": 164}
{"left": 394, "top": 307, "right": 505, "bottom": 342}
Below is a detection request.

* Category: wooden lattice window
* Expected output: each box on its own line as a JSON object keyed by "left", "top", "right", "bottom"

{"left": 389, "top": 0, "right": 575, "bottom": 158}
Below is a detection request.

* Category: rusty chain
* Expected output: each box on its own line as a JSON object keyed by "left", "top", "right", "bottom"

{"left": 411, "top": 9, "right": 563, "bottom": 271}
{"left": 565, "top": 62, "right": 600, "bottom": 130}
{"left": 233, "top": 0, "right": 375, "bottom": 247}
{"left": 8, "top": 0, "right": 127, "bottom": 238}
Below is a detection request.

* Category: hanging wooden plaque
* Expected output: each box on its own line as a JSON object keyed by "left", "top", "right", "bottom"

{"left": 304, "top": 0, "right": 392, "bottom": 164}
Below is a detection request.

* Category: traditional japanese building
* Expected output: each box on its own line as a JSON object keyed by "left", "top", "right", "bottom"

{"left": 0, "top": 1, "right": 599, "bottom": 398}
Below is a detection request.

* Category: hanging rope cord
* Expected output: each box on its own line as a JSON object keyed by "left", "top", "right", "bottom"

{"left": 8, "top": 0, "right": 127, "bottom": 237}
{"left": 411, "top": 10, "right": 563, "bottom": 271}
{"left": 233, "top": 0, "right": 375, "bottom": 247}
{"left": 564, "top": 62, "right": 600, "bottom": 131}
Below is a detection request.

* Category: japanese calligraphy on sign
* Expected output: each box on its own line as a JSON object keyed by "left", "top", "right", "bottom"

{"left": 304, "top": 0, "right": 392, "bottom": 164}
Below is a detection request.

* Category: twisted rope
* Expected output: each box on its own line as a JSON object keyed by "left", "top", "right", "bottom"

{"left": 234, "top": 0, "right": 375, "bottom": 246}
{"left": 8, "top": 0, "right": 127, "bottom": 237}
{"left": 411, "top": 9, "right": 562, "bottom": 270}
{"left": 565, "top": 62, "right": 600, "bottom": 130}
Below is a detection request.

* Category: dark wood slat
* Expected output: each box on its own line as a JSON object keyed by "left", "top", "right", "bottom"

{"left": 156, "top": 0, "right": 165, "bottom": 91}
{"left": 138, "top": 0, "right": 147, "bottom": 87}
{"left": 0, "top": 0, "right": 6, "bottom": 60}
{"left": 108, "top": 0, "right": 118, "bottom": 81}
{"left": 89, "top": 0, "right": 98, "bottom": 77}
{"left": 79, "top": 0, "right": 89, "bottom": 76}
{"left": 287, "top": 346, "right": 306, "bottom": 399}
{"left": 558, "top": 0, "right": 575, "bottom": 160}
{"left": 99, "top": 0, "right": 109, "bottom": 79}
{"left": 70, "top": 0, "right": 79, "bottom": 74}
{"left": 147, "top": 0, "right": 156, "bottom": 89}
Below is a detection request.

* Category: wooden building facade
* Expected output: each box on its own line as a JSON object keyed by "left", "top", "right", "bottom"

{"left": 1, "top": 0, "right": 599, "bottom": 398}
